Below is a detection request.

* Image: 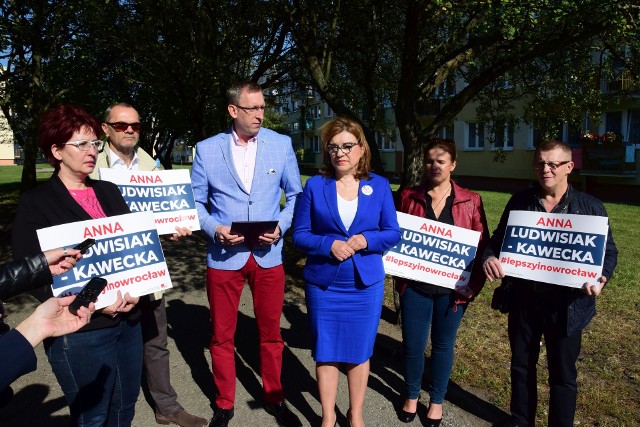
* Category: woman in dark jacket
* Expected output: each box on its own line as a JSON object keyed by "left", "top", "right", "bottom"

{"left": 395, "top": 139, "right": 489, "bottom": 426}
{"left": 12, "top": 104, "right": 141, "bottom": 426}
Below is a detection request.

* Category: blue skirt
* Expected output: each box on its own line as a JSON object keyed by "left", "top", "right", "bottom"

{"left": 305, "top": 258, "right": 384, "bottom": 364}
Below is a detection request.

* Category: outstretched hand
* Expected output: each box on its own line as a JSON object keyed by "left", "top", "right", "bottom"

{"left": 45, "top": 247, "right": 82, "bottom": 276}
{"left": 15, "top": 295, "right": 94, "bottom": 348}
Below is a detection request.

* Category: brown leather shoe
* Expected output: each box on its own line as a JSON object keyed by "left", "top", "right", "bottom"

{"left": 155, "top": 408, "right": 208, "bottom": 427}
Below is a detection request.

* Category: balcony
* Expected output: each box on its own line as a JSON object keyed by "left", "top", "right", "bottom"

{"left": 603, "top": 70, "right": 640, "bottom": 94}
{"left": 576, "top": 144, "right": 637, "bottom": 176}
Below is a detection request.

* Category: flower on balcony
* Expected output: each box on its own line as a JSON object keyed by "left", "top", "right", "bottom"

{"left": 580, "top": 131, "right": 600, "bottom": 144}
{"left": 580, "top": 131, "right": 623, "bottom": 145}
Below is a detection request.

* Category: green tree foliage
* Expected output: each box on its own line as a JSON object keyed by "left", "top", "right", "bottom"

{"left": 285, "top": 0, "right": 639, "bottom": 186}
{"left": 1, "top": 0, "right": 638, "bottom": 190}
{"left": 115, "top": 0, "right": 292, "bottom": 169}
{"left": 0, "top": 0, "right": 130, "bottom": 190}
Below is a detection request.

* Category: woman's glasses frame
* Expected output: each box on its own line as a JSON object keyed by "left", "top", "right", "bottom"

{"left": 63, "top": 140, "right": 104, "bottom": 152}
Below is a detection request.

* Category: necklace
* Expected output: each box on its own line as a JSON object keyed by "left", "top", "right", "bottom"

{"left": 431, "top": 184, "right": 451, "bottom": 212}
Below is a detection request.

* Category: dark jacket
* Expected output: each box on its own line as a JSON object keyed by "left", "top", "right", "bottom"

{"left": 395, "top": 180, "right": 490, "bottom": 304}
{"left": 0, "top": 329, "right": 37, "bottom": 391}
{"left": 0, "top": 253, "right": 51, "bottom": 301}
{"left": 483, "top": 185, "right": 618, "bottom": 336}
{"left": 0, "top": 253, "right": 56, "bottom": 390}
{"left": 12, "top": 173, "right": 137, "bottom": 331}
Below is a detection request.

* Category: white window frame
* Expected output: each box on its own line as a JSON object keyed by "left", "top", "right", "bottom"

{"left": 465, "top": 122, "right": 485, "bottom": 150}
{"left": 492, "top": 121, "right": 514, "bottom": 150}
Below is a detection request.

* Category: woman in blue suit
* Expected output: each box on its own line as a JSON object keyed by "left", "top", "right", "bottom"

{"left": 293, "top": 117, "right": 400, "bottom": 427}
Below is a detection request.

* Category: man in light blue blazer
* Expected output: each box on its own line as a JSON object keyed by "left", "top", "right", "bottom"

{"left": 191, "top": 81, "right": 302, "bottom": 427}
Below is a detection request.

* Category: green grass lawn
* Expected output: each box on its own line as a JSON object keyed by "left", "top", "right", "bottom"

{"left": 1, "top": 167, "right": 638, "bottom": 425}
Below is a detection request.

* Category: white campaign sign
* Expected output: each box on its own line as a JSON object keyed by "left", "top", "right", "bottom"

{"left": 37, "top": 212, "right": 172, "bottom": 309}
{"left": 100, "top": 168, "right": 200, "bottom": 235}
{"left": 383, "top": 212, "right": 481, "bottom": 289}
{"left": 498, "top": 210, "right": 609, "bottom": 288}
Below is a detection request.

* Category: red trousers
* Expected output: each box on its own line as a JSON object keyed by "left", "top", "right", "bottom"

{"left": 206, "top": 255, "right": 285, "bottom": 409}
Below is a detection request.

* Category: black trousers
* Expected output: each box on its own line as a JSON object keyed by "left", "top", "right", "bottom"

{"left": 139, "top": 295, "right": 182, "bottom": 416}
{"left": 508, "top": 286, "right": 582, "bottom": 427}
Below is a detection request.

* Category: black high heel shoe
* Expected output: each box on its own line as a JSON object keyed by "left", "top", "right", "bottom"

{"left": 398, "top": 408, "right": 416, "bottom": 423}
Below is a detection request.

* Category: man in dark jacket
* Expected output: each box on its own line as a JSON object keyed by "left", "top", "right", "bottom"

{"left": 482, "top": 140, "right": 618, "bottom": 427}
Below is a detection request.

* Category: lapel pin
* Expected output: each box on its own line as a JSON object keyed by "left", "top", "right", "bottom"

{"left": 361, "top": 185, "right": 373, "bottom": 196}
{"left": 268, "top": 168, "right": 276, "bottom": 174}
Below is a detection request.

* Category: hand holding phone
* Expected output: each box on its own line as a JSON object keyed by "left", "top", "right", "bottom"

{"left": 68, "top": 277, "right": 108, "bottom": 315}
{"left": 73, "top": 238, "right": 96, "bottom": 254}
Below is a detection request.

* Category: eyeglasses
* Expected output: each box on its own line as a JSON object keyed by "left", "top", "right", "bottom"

{"left": 234, "top": 105, "right": 266, "bottom": 115}
{"left": 106, "top": 122, "right": 141, "bottom": 132}
{"left": 327, "top": 143, "right": 360, "bottom": 155}
{"left": 534, "top": 160, "right": 571, "bottom": 171}
{"left": 63, "top": 140, "right": 104, "bottom": 151}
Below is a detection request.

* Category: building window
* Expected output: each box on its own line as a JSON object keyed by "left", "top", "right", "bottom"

{"left": 466, "top": 122, "right": 484, "bottom": 149}
{"left": 312, "top": 135, "right": 320, "bottom": 153}
{"left": 437, "top": 124, "right": 454, "bottom": 140}
{"left": 628, "top": 109, "right": 640, "bottom": 145}
{"left": 434, "top": 79, "right": 456, "bottom": 98}
{"left": 375, "top": 131, "right": 395, "bottom": 151}
{"left": 325, "top": 103, "right": 333, "bottom": 118}
{"left": 606, "top": 111, "right": 623, "bottom": 136}
{"left": 312, "top": 105, "right": 321, "bottom": 119}
{"left": 291, "top": 122, "right": 299, "bottom": 134}
{"left": 493, "top": 121, "right": 514, "bottom": 149}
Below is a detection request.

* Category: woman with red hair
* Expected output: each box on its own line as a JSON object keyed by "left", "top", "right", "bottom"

{"left": 12, "top": 104, "right": 142, "bottom": 426}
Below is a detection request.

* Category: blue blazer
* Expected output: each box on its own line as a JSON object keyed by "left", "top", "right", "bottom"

{"left": 292, "top": 173, "right": 400, "bottom": 287}
{"left": 192, "top": 127, "right": 302, "bottom": 270}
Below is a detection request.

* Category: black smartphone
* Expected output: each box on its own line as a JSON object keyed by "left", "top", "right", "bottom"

{"left": 73, "top": 238, "right": 96, "bottom": 254}
{"left": 68, "top": 277, "right": 108, "bottom": 315}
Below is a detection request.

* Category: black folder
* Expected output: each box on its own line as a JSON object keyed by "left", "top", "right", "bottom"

{"left": 230, "top": 220, "right": 279, "bottom": 247}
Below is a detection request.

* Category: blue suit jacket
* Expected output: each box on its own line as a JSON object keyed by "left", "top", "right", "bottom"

{"left": 192, "top": 127, "right": 302, "bottom": 270}
{"left": 292, "top": 173, "right": 400, "bottom": 287}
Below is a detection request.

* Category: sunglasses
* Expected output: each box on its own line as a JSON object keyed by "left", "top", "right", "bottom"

{"left": 106, "top": 122, "right": 141, "bottom": 132}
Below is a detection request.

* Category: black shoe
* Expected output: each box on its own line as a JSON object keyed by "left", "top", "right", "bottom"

{"left": 398, "top": 409, "right": 416, "bottom": 423}
{"left": 264, "top": 402, "right": 302, "bottom": 427}
{"left": 209, "top": 408, "right": 234, "bottom": 427}
{"left": 425, "top": 417, "right": 441, "bottom": 427}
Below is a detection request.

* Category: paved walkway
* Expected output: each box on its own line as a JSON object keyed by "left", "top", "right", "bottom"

{"left": 0, "top": 234, "right": 507, "bottom": 426}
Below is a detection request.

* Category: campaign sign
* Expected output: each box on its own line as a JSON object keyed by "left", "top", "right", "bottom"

{"left": 384, "top": 212, "right": 481, "bottom": 289}
{"left": 498, "top": 211, "right": 608, "bottom": 288}
{"left": 37, "top": 212, "right": 173, "bottom": 309}
{"left": 100, "top": 168, "right": 200, "bottom": 235}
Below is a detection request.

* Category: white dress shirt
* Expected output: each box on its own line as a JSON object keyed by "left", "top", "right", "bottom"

{"left": 230, "top": 129, "right": 258, "bottom": 193}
